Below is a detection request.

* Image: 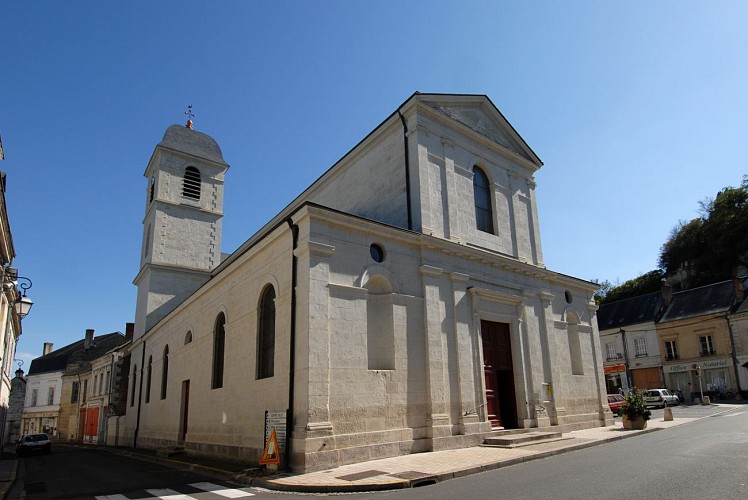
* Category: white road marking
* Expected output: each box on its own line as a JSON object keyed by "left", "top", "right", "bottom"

{"left": 145, "top": 489, "right": 196, "bottom": 500}
{"left": 95, "top": 496, "right": 129, "bottom": 500}
{"left": 189, "top": 482, "right": 255, "bottom": 498}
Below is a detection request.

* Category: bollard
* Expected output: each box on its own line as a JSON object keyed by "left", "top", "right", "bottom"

{"left": 702, "top": 396, "right": 711, "bottom": 405}
{"left": 663, "top": 407, "right": 673, "bottom": 421}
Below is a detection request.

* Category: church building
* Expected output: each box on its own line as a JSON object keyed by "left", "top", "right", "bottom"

{"left": 123, "top": 93, "right": 612, "bottom": 472}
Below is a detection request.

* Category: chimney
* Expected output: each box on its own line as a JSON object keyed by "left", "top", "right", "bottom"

{"left": 43, "top": 342, "right": 53, "bottom": 356}
{"left": 733, "top": 277, "right": 745, "bottom": 302}
{"left": 85, "top": 329, "right": 94, "bottom": 349}
{"left": 661, "top": 279, "right": 673, "bottom": 307}
{"left": 125, "top": 322, "right": 134, "bottom": 342}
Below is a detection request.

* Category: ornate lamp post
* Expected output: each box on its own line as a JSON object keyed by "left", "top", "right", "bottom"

{"left": 13, "top": 276, "right": 33, "bottom": 318}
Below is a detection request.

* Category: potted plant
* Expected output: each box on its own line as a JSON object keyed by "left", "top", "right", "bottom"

{"left": 620, "top": 388, "right": 651, "bottom": 430}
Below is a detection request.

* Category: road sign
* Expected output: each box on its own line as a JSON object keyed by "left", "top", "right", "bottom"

{"left": 259, "top": 428, "right": 280, "bottom": 465}
{"left": 264, "top": 411, "right": 286, "bottom": 454}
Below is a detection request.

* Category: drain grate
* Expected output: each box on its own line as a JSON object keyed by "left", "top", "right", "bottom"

{"left": 336, "top": 469, "right": 388, "bottom": 481}
{"left": 390, "top": 470, "right": 432, "bottom": 480}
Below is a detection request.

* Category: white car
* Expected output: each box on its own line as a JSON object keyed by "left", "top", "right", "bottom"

{"left": 644, "top": 389, "right": 680, "bottom": 408}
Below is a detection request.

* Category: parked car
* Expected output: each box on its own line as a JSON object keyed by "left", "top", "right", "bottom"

{"left": 607, "top": 394, "right": 625, "bottom": 415}
{"left": 16, "top": 433, "right": 51, "bottom": 456}
{"left": 643, "top": 389, "right": 680, "bottom": 408}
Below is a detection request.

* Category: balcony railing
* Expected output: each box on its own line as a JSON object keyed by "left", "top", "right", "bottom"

{"left": 700, "top": 349, "right": 717, "bottom": 357}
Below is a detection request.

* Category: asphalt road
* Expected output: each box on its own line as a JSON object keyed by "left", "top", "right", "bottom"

{"left": 357, "top": 404, "right": 748, "bottom": 500}
{"left": 9, "top": 404, "right": 746, "bottom": 499}
{"left": 11, "top": 446, "right": 260, "bottom": 499}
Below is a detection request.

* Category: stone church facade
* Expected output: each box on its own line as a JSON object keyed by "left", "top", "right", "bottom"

{"left": 122, "top": 93, "right": 612, "bottom": 472}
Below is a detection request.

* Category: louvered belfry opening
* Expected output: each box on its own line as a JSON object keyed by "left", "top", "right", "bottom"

{"left": 182, "top": 166, "right": 201, "bottom": 200}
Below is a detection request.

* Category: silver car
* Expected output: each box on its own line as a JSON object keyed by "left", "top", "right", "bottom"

{"left": 16, "top": 433, "right": 51, "bottom": 456}
{"left": 644, "top": 389, "right": 680, "bottom": 408}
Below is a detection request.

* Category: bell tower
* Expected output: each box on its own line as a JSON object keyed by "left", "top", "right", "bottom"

{"left": 133, "top": 120, "right": 229, "bottom": 339}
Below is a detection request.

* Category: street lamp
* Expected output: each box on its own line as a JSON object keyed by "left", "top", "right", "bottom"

{"left": 14, "top": 277, "right": 33, "bottom": 318}
{"left": 2, "top": 269, "right": 33, "bottom": 319}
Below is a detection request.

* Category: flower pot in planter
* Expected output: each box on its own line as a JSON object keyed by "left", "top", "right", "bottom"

{"left": 622, "top": 414, "right": 648, "bottom": 430}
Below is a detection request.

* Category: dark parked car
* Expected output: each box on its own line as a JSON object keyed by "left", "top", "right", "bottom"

{"left": 16, "top": 433, "right": 51, "bottom": 456}
{"left": 607, "top": 394, "right": 625, "bottom": 415}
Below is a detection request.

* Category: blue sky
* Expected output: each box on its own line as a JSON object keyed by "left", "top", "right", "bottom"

{"left": 1, "top": 1, "right": 746, "bottom": 367}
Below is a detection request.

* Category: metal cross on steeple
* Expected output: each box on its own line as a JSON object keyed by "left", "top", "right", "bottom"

{"left": 185, "top": 104, "right": 196, "bottom": 129}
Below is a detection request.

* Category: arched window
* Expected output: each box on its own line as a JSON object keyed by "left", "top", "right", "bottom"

{"left": 130, "top": 365, "right": 137, "bottom": 407}
{"left": 145, "top": 356, "right": 152, "bottom": 404}
{"left": 473, "top": 166, "right": 494, "bottom": 234}
{"left": 212, "top": 313, "right": 226, "bottom": 389}
{"left": 257, "top": 285, "right": 276, "bottom": 379}
{"left": 184, "top": 331, "right": 192, "bottom": 345}
{"left": 161, "top": 345, "right": 169, "bottom": 399}
{"left": 182, "top": 166, "right": 201, "bottom": 201}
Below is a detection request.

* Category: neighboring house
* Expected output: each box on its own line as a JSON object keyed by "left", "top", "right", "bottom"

{"left": 4, "top": 366, "right": 26, "bottom": 444}
{"left": 82, "top": 331, "right": 131, "bottom": 443}
{"left": 658, "top": 279, "right": 745, "bottom": 397}
{"left": 0, "top": 168, "right": 32, "bottom": 451}
{"left": 22, "top": 330, "right": 128, "bottom": 439}
{"left": 597, "top": 290, "right": 665, "bottom": 393}
{"left": 728, "top": 288, "right": 748, "bottom": 390}
{"left": 124, "top": 93, "right": 611, "bottom": 473}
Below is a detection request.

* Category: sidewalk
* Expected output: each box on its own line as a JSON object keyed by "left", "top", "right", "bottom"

{"left": 0, "top": 448, "right": 18, "bottom": 500}
{"left": 255, "top": 405, "right": 739, "bottom": 493}
{"left": 1, "top": 405, "right": 739, "bottom": 497}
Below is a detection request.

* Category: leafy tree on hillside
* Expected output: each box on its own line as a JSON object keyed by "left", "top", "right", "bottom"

{"left": 659, "top": 176, "right": 748, "bottom": 288}
{"left": 595, "top": 270, "right": 664, "bottom": 305}
{"left": 597, "top": 176, "right": 747, "bottom": 303}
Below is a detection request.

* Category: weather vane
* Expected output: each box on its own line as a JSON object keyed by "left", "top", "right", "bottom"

{"left": 185, "top": 104, "right": 196, "bottom": 129}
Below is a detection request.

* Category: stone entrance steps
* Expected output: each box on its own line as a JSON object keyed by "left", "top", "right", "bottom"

{"left": 482, "top": 429, "right": 567, "bottom": 448}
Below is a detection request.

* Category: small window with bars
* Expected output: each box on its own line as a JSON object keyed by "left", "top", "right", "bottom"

{"left": 605, "top": 343, "right": 616, "bottom": 361}
{"left": 182, "top": 166, "right": 201, "bottom": 201}
{"left": 699, "top": 335, "right": 715, "bottom": 356}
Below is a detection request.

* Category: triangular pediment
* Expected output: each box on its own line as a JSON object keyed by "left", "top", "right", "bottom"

{"left": 415, "top": 94, "right": 542, "bottom": 167}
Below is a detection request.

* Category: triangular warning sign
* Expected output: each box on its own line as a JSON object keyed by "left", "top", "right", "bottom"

{"left": 259, "top": 428, "right": 280, "bottom": 465}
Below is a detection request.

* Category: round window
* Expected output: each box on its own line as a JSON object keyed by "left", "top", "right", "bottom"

{"left": 370, "top": 244, "right": 385, "bottom": 263}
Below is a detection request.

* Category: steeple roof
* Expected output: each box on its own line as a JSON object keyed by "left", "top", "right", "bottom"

{"left": 158, "top": 124, "right": 226, "bottom": 165}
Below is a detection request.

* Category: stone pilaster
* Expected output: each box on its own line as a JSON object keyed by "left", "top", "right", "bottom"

{"left": 420, "top": 265, "right": 451, "bottom": 443}
{"left": 449, "top": 272, "right": 481, "bottom": 434}
{"left": 537, "top": 292, "right": 560, "bottom": 425}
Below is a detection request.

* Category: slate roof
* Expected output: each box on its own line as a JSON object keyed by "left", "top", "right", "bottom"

{"left": 28, "top": 332, "right": 127, "bottom": 375}
{"left": 158, "top": 125, "right": 226, "bottom": 165}
{"left": 659, "top": 280, "right": 738, "bottom": 322}
{"left": 597, "top": 291, "right": 664, "bottom": 331}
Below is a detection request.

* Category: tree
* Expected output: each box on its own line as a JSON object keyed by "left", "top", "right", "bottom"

{"left": 597, "top": 270, "right": 664, "bottom": 304}
{"left": 659, "top": 176, "right": 748, "bottom": 288}
{"left": 592, "top": 279, "right": 615, "bottom": 305}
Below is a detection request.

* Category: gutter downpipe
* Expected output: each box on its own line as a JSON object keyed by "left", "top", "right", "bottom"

{"left": 397, "top": 110, "right": 413, "bottom": 231}
{"left": 620, "top": 329, "right": 633, "bottom": 389}
{"left": 726, "top": 314, "right": 742, "bottom": 395}
{"left": 285, "top": 217, "right": 299, "bottom": 471}
{"left": 133, "top": 340, "right": 146, "bottom": 448}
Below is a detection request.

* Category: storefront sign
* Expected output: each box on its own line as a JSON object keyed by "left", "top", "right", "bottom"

{"left": 702, "top": 359, "right": 729, "bottom": 369}
{"left": 665, "top": 364, "right": 690, "bottom": 373}
{"left": 604, "top": 364, "right": 626, "bottom": 374}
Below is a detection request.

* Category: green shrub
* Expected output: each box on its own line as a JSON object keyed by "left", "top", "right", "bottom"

{"left": 620, "top": 388, "right": 652, "bottom": 421}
